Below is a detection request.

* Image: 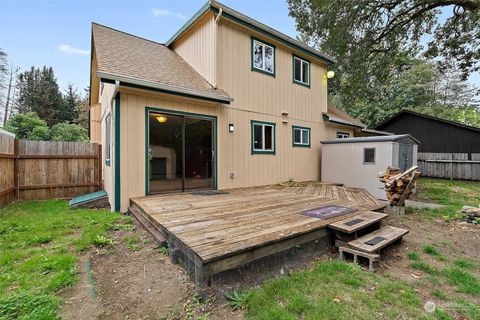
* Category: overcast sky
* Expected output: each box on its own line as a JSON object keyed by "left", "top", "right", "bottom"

{"left": 0, "top": 0, "right": 478, "bottom": 93}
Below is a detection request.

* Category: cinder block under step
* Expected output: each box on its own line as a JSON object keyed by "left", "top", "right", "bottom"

{"left": 339, "top": 225, "right": 409, "bottom": 271}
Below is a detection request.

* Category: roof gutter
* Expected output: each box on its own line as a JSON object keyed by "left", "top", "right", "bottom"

{"left": 323, "top": 114, "right": 364, "bottom": 129}
{"left": 97, "top": 71, "right": 233, "bottom": 104}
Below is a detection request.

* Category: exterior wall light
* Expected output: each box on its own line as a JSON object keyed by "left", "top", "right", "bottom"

{"left": 229, "top": 123, "right": 234, "bottom": 132}
{"left": 327, "top": 70, "right": 335, "bottom": 79}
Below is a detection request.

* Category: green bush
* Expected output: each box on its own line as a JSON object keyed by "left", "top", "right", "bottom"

{"left": 49, "top": 123, "right": 88, "bottom": 142}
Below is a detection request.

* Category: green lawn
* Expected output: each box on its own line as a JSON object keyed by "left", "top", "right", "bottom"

{"left": 411, "top": 177, "right": 480, "bottom": 220}
{"left": 0, "top": 200, "right": 119, "bottom": 320}
{"left": 239, "top": 178, "right": 480, "bottom": 320}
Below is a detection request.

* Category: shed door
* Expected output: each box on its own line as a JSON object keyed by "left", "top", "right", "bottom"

{"left": 399, "top": 143, "right": 414, "bottom": 171}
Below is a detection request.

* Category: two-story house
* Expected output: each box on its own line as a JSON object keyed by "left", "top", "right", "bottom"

{"left": 89, "top": 1, "right": 354, "bottom": 212}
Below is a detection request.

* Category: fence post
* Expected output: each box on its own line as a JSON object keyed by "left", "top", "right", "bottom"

{"left": 13, "top": 139, "right": 19, "bottom": 199}
{"left": 98, "top": 144, "right": 103, "bottom": 190}
{"left": 450, "top": 153, "right": 453, "bottom": 181}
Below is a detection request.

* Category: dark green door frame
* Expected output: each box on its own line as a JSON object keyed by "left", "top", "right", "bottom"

{"left": 144, "top": 107, "right": 218, "bottom": 195}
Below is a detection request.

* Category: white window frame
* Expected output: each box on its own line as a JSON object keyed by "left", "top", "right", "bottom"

{"left": 252, "top": 38, "right": 275, "bottom": 76}
{"left": 251, "top": 121, "right": 275, "bottom": 154}
{"left": 293, "top": 55, "right": 310, "bottom": 86}
{"left": 292, "top": 126, "right": 310, "bottom": 147}
{"left": 105, "top": 113, "right": 111, "bottom": 166}
{"left": 337, "top": 132, "right": 350, "bottom": 139}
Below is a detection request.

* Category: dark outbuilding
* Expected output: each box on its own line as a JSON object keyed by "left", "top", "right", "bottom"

{"left": 376, "top": 110, "right": 480, "bottom": 156}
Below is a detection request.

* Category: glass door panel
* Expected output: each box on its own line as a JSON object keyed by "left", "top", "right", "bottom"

{"left": 148, "top": 113, "right": 183, "bottom": 193}
{"left": 184, "top": 117, "right": 214, "bottom": 190}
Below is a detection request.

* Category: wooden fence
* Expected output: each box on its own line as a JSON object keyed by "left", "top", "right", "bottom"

{"left": 0, "top": 130, "right": 102, "bottom": 208}
{"left": 418, "top": 153, "right": 480, "bottom": 181}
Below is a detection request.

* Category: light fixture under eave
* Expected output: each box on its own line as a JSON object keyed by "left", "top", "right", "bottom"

{"left": 327, "top": 70, "right": 335, "bottom": 79}
{"left": 156, "top": 116, "right": 167, "bottom": 123}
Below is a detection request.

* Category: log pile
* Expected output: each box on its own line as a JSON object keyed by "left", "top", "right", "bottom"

{"left": 378, "top": 166, "right": 420, "bottom": 206}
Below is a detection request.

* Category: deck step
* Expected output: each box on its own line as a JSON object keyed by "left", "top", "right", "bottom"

{"left": 128, "top": 205, "right": 167, "bottom": 247}
{"left": 347, "top": 226, "right": 409, "bottom": 253}
{"left": 328, "top": 211, "right": 388, "bottom": 234}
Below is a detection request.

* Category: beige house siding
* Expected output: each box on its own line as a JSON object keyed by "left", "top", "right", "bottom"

{"left": 171, "top": 13, "right": 217, "bottom": 86}
{"left": 97, "top": 13, "right": 341, "bottom": 212}
{"left": 325, "top": 123, "right": 356, "bottom": 140}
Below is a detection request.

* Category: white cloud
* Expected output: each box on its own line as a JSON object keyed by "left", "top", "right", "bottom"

{"left": 57, "top": 44, "right": 89, "bottom": 56}
{"left": 151, "top": 8, "right": 171, "bottom": 17}
{"left": 151, "top": 8, "right": 187, "bottom": 20}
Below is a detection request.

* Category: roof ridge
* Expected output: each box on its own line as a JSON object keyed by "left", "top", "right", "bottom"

{"left": 92, "top": 22, "right": 166, "bottom": 47}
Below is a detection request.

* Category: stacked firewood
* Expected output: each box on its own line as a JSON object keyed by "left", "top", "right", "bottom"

{"left": 378, "top": 166, "right": 420, "bottom": 206}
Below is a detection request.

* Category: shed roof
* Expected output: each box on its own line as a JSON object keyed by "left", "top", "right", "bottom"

{"left": 323, "top": 106, "right": 366, "bottom": 128}
{"left": 376, "top": 110, "right": 480, "bottom": 133}
{"left": 321, "top": 134, "right": 419, "bottom": 145}
{"left": 91, "top": 23, "right": 232, "bottom": 104}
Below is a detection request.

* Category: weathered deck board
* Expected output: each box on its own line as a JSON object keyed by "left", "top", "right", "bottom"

{"left": 328, "top": 211, "right": 388, "bottom": 234}
{"left": 131, "top": 182, "right": 384, "bottom": 294}
{"left": 131, "top": 182, "right": 383, "bottom": 264}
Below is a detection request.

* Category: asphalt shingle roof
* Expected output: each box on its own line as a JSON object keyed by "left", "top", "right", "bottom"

{"left": 92, "top": 23, "right": 230, "bottom": 101}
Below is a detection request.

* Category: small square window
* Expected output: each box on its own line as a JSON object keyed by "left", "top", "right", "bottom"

{"left": 363, "top": 148, "right": 375, "bottom": 164}
{"left": 251, "top": 121, "right": 275, "bottom": 154}
{"left": 292, "top": 126, "right": 310, "bottom": 147}
{"left": 293, "top": 55, "right": 310, "bottom": 87}
{"left": 337, "top": 132, "right": 350, "bottom": 139}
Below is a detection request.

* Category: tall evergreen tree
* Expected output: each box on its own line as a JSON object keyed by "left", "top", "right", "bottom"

{"left": 60, "top": 84, "right": 80, "bottom": 123}
{"left": 16, "top": 66, "right": 63, "bottom": 126}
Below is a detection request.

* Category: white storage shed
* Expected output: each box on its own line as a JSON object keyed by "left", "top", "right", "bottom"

{"left": 321, "top": 135, "right": 419, "bottom": 200}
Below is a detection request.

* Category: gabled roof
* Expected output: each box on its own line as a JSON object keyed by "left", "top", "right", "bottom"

{"left": 376, "top": 109, "right": 480, "bottom": 133}
{"left": 166, "top": 0, "right": 336, "bottom": 66}
{"left": 323, "top": 106, "right": 366, "bottom": 128}
{"left": 321, "top": 134, "right": 420, "bottom": 145}
{"left": 91, "top": 23, "right": 232, "bottom": 104}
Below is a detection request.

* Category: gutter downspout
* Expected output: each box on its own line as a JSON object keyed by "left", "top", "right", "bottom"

{"left": 213, "top": 8, "right": 222, "bottom": 89}
{"left": 111, "top": 80, "right": 119, "bottom": 211}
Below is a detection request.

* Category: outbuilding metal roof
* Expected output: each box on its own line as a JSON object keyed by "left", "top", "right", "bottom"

{"left": 321, "top": 134, "right": 420, "bottom": 145}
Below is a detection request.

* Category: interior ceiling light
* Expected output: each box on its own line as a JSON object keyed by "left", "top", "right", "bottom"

{"left": 156, "top": 116, "right": 167, "bottom": 123}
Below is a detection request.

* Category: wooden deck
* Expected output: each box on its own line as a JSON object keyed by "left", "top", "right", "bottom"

{"left": 130, "top": 182, "right": 384, "bottom": 292}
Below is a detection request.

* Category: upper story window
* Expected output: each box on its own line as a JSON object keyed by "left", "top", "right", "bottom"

{"left": 251, "top": 38, "right": 275, "bottom": 77}
{"left": 337, "top": 132, "right": 350, "bottom": 139}
{"left": 292, "top": 126, "right": 311, "bottom": 147}
{"left": 251, "top": 120, "right": 276, "bottom": 154}
{"left": 293, "top": 55, "right": 310, "bottom": 87}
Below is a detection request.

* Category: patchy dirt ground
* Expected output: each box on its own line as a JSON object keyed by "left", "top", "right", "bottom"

{"left": 60, "top": 218, "right": 242, "bottom": 320}
{"left": 61, "top": 205, "right": 480, "bottom": 319}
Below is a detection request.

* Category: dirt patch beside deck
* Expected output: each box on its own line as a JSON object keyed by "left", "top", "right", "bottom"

{"left": 60, "top": 219, "right": 242, "bottom": 320}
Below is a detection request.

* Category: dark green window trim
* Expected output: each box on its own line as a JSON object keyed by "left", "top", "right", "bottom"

{"left": 292, "top": 54, "right": 311, "bottom": 88}
{"left": 251, "top": 120, "right": 276, "bottom": 155}
{"left": 251, "top": 37, "right": 276, "bottom": 78}
{"left": 144, "top": 107, "right": 218, "bottom": 195}
{"left": 114, "top": 93, "right": 121, "bottom": 212}
{"left": 292, "top": 125, "right": 311, "bottom": 148}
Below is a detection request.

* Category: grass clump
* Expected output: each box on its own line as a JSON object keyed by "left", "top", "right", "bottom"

{"left": 443, "top": 267, "right": 480, "bottom": 296}
{"left": 410, "top": 261, "right": 439, "bottom": 275}
{"left": 0, "top": 200, "right": 119, "bottom": 319}
{"left": 124, "top": 236, "right": 141, "bottom": 251}
{"left": 431, "top": 289, "right": 448, "bottom": 300}
{"left": 406, "top": 252, "right": 421, "bottom": 261}
{"left": 453, "top": 258, "right": 476, "bottom": 270}
{"left": 246, "top": 261, "right": 429, "bottom": 320}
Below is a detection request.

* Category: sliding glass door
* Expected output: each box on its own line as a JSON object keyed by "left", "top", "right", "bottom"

{"left": 148, "top": 111, "right": 214, "bottom": 194}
